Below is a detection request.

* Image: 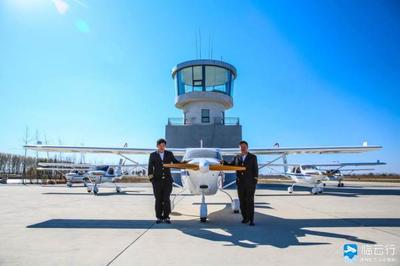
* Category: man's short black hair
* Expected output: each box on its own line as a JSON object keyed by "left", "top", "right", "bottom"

{"left": 157, "top": 138, "right": 167, "bottom": 146}
{"left": 239, "top": 140, "right": 248, "bottom": 146}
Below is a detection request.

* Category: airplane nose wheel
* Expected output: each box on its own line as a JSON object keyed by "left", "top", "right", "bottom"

{"left": 115, "top": 186, "right": 121, "bottom": 193}
{"left": 199, "top": 186, "right": 208, "bottom": 223}
{"left": 311, "top": 184, "right": 324, "bottom": 195}
{"left": 93, "top": 184, "right": 99, "bottom": 195}
{"left": 311, "top": 187, "right": 318, "bottom": 195}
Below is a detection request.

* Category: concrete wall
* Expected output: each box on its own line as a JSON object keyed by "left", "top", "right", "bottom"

{"left": 165, "top": 124, "right": 242, "bottom": 148}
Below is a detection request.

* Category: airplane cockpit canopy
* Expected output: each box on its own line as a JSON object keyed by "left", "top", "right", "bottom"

{"left": 183, "top": 149, "right": 222, "bottom": 161}
{"left": 301, "top": 165, "right": 318, "bottom": 170}
{"left": 95, "top": 165, "right": 109, "bottom": 172}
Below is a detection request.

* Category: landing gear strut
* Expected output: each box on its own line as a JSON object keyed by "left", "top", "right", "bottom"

{"left": 199, "top": 185, "right": 208, "bottom": 223}
{"left": 219, "top": 188, "right": 240, "bottom": 213}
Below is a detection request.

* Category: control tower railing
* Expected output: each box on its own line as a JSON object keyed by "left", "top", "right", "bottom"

{"left": 168, "top": 117, "right": 240, "bottom": 126}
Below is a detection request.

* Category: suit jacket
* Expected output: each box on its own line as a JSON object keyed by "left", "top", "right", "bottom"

{"left": 224, "top": 152, "right": 258, "bottom": 185}
{"left": 148, "top": 150, "right": 179, "bottom": 182}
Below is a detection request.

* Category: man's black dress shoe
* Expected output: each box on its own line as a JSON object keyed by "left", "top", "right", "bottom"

{"left": 241, "top": 219, "right": 249, "bottom": 224}
{"left": 249, "top": 221, "right": 255, "bottom": 226}
{"left": 156, "top": 219, "right": 162, "bottom": 224}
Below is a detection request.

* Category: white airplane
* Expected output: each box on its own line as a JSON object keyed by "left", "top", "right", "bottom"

{"left": 37, "top": 162, "right": 92, "bottom": 187}
{"left": 266, "top": 161, "right": 386, "bottom": 194}
{"left": 25, "top": 143, "right": 382, "bottom": 222}
{"left": 37, "top": 161, "right": 131, "bottom": 193}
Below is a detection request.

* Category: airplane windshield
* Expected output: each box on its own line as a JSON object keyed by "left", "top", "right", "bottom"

{"left": 302, "top": 165, "right": 318, "bottom": 170}
{"left": 95, "top": 166, "right": 109, "bottom": 171}
{"left": 184, "top": 149, "right": 222, "bottom": 161}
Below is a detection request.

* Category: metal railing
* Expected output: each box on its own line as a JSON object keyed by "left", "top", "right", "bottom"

{"left": 167, "top": 117, "right": 239, "bottom": 126}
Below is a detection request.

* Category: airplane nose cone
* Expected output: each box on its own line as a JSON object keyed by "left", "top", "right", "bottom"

{"left": 199, "top": 161, "right": 209, "bottom": 173}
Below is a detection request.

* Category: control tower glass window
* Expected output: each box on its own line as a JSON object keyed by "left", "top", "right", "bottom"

{"left": 201, "top": 109, "right": 210, "bottom": 123}
{"left": 175, "top": 65, "right": 233, "bottom": 96}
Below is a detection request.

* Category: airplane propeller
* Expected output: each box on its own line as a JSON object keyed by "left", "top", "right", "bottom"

{"left": 163, "top": 163, "right": 246, "bottom": 171}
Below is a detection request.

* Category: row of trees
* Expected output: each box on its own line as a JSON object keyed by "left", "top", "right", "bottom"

{"left": 0, "top": 152, "right": 73, "bottom": 178}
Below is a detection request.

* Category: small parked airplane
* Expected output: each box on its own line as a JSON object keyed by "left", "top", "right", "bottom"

{"left": 25, "top": 143, "right": 383, "bottom": 222}
{"left": 266, "top": 161, "right": 386, "bottom": 194}
{"left": 37, "top": 161, "right": 136, "bottom": 193}
{"left": 37, "top": 162, "right": 92, "bottom": 187}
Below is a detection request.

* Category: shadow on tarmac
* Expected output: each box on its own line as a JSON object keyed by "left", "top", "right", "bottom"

{"left": 27, "top": 204, "right": 400, "bottom": 248}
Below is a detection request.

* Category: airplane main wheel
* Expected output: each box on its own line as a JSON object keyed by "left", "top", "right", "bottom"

{"left": 67, "top": 182, "right": 72, "bottom": 187}
{"left": 116, "top": 187, "right": 121, "bottom": 193}
{"left": 200, "top": 217, "right": 207, "bottom": 223}
{"left": 231, "top": 199, "right": 240, "bottom": 213}
{"left": 87, "top": 190, "right": 91, "bottom": 193}
{"left": 288, "top": 187, "right": 293, "bottom": 193}
{"left": 311, "top": 187, "right": 318, "bottom": 195}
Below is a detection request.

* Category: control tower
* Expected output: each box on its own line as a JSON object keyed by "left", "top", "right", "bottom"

{"left": 166, "top": 59, "right": 242, "bottom": 148}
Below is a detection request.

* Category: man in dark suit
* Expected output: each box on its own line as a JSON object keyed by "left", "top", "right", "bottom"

{"left": 224, "top": 140, "right": 258, "bottom": 226}
{"left": 148, "top": 138, "right": 180, "bottom": 224}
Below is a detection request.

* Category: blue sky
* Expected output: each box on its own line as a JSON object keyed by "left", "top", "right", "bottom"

{"left": 0, "top": 0, "right": 399, "bottom": 172}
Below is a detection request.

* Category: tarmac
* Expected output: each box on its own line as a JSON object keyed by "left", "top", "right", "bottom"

{"left": 0, "top": 181, "right": 399, "bottom": 266}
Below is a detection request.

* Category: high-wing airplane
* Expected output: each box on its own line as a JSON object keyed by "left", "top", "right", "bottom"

{"left": 266, "top": 161, "right": 386, "bottom": 194}
{"left": 37, "top": 162, "right": 93, "bottom": 187}
{"left": 37, "top": 160, "right": 133, "bottom": 193}
{"left": 24, "top": 143, "right": 382, "bottom": 222}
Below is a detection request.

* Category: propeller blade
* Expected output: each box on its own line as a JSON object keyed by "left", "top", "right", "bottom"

{"left": 163, "top": 163, "right": 199, "bottom": 170}
{"left": 209, "top": 165, "right": 246, "bottom": 171}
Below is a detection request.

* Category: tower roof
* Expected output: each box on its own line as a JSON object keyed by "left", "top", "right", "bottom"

{"left": 172, "top": 59, "right": 237, "bottom": 79}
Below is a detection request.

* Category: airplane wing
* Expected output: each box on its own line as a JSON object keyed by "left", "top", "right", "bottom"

{"left": 38, "top": 162, "right": 93, "bottom": 168}
{"left": 163, "top": 163, "right": 246, "bottom": 171}
{"left": 265, "top": 161, "right": 385, "bottom": 167}
{"left": 304, "top": 162, "right": 386, "bottom": 167}
{"left": 36, "top": 167, "right": 90, "bottom": 171}
{"left": 24, "top": 145, "right": 186, "bottom": 156}
{"left": 320, "top": 168, "right": 376, "bottom": 172}
{"left": 220, "top": 145, "right": 382, "bottom": 156}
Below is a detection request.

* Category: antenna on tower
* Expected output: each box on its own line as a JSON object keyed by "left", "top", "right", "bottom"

{"left": 208, "top": 32, "right": 211, "bottom": 59}
{"left": 210, "top": 33, "right": 214, "bottom": 60}
{"left": 198, "top": 29, "right": 202, "bottom": 59}
{"left": 195, "top": 32, "right": 198, "bottom": 59}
